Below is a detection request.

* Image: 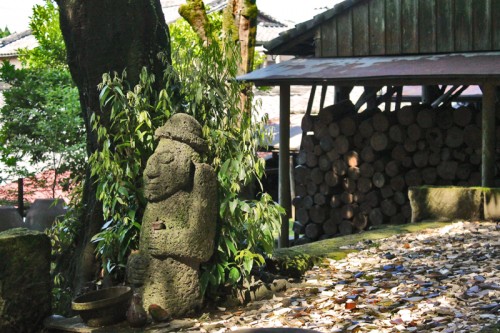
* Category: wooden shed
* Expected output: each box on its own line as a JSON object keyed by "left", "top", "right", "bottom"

{"left": 238, "top": 0, "right": 500, "bottom": 247}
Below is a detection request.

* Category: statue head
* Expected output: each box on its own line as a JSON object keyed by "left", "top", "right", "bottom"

{"left": 143, "top": 114, "right": 207, "bottom": 202}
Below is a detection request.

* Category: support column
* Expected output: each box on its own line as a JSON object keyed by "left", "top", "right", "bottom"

{"left": 335, "top": 86, "right": 353, "bottom": 104}
{"left": 482, "top": 84, "right": 496, "bottom": 187}
{"left": 422, "top": 85, "right": 440, "bottom": 105}
{"left": 279, "top": 84, "right": 291, "bottom": 248}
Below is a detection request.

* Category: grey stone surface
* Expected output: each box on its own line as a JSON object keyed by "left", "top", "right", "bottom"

{"left": 409, "top": 186, "right": 482, "bottom": 222}
{"left": 483, "top": 188, "right": 500, "bottom": 221}
{"left": 0, "top": 207, "right": 23, "bottom": 232}
{"left": 0, "top": 228, "right": 51, "bottom": 333}
{"left": 25, "top": 198, "right": 66, "bottom": 231}
{"left": 128, "top": 114, "right": 218, "bottom": 317}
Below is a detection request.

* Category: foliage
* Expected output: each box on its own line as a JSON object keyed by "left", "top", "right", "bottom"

{"left": 91, "top": 11, "right": 283, "bottom": 296}
{"left": 18, "top": 0, "right": 66, "bottom": 68}
{"left": 0, "top": 0, "right": 84, "bottom": 183}
{"left": 0, "top": 62, "right": 85, "bottom": 183}
{"left": 0, "top": 26, "right": 11, "bottom": 38}
{"left": 168, "top": 15, "right": 283, "bottom": 297}
{"left": 46, "top": 177, "right": 83, "bottom": 314}
{"left": 89, "top": 69, "right": 165, "bottom": 277}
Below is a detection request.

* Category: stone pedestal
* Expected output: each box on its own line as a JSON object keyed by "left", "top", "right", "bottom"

{"left": 0, "top": 228, "right": 51, "bottom": 333}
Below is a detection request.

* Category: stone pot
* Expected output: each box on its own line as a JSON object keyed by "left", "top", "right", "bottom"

{"left": 72, "top": 286, "right": 132, "bottom": 327}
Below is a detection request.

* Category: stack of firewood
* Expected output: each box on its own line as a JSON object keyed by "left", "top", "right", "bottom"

{"left": 293, "top": 100, "right": 498, "bottom": 241}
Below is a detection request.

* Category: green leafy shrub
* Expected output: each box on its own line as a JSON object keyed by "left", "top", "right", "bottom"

{"left": 89, "top": 68, "right": 164, "bottom": 276}
{"left": 0, "top": 63, "right": 84, "bottom": 181}
{"left": 91, "top": 12, "right": 284, "bottom": 298}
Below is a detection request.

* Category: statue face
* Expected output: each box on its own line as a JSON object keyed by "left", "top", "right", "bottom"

{"left": 144, "top": 139, "right": 193, "bottom": 202}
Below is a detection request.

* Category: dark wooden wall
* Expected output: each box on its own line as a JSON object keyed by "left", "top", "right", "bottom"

{"left": 317, "top": 0, "right": 500, "bottom": 57}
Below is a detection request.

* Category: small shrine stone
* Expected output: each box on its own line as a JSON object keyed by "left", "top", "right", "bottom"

{"left": 0, "top": 228, "right": 51, "bottom": 332}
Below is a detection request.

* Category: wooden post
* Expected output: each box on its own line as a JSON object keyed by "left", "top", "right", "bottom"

{"left": 334, "top": 86, "right": 353, "bottom": 104}
{"left": 17, "top": 178, "right": 24, "bottom": 218}
{"left": 279, "top": 84, "right": 291, "bottom": 248}
{"left": 422, "top": 85, "right": 441, "bottom": 105}
{"left": 482, "top": 84, "right": 496, "bottom": 187}
{"left": 319, "top": 84, "right": 328, "bottom": 110}
{"left": 289, "top": 155, "right": 298, "bottom": 240}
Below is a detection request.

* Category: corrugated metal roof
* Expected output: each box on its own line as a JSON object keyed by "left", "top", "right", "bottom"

{"left": 237, "top": 52, "right": 500, "bottom": 86}
{"left": 0, "top": 30, "right": 37, "bottom": 58}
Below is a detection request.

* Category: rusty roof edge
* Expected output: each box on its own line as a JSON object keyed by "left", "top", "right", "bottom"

{"left": 238, "top": 52, "right": 500, "bottom": 86}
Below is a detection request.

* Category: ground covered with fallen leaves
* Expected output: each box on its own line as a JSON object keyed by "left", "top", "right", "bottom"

{"left": 153, "top": 221, "right": 499, "bottom": 332}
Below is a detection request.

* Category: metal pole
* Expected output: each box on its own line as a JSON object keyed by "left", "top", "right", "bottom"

{"left": 481, "top": 84, "right": 496, "bottom": 187}
{"left": 279, "top": 84, "right": 291, "bottom": 248}
{"left": 18, "top": 178, "right": 24, "bottom": 218}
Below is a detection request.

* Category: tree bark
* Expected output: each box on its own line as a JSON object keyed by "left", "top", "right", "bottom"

{"left": 56, "top": 0, "right": 172, "bottom": 294}
{"left": 224, "top": 0, "right": 258, "bottom": 112}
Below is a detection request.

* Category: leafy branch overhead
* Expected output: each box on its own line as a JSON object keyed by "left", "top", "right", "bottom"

{"left": 0, "top": 0, "right": 84, "bottom": 183}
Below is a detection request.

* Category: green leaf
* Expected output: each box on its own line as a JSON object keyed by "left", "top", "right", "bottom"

{"left": 224, "top": 238, "right": 237, "bottom": 255}
{"left": 228, "top": 267, "right": 240, "bottom": 283}
{"left": 118, "top": 186, "right": 128, "bottom": 197}
{"left": 228, "top": 200, "right": 237, "bottom": 215}
{"left": 243, "top": 256, "right": 253, "bottom": 274}
{"left": 240, "top": 202, "right": 250, "bottom": 213}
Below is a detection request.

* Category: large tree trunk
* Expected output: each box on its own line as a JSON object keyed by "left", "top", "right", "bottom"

{"left": 55, "top": 0, "right": 173, "bottom": 294}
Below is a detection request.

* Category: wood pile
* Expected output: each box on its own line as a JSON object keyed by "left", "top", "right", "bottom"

{"left": 293, "top": 100, "right": 500, "bottom": 241}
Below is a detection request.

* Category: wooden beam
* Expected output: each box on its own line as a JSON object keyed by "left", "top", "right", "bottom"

{"left": 430, "top": 85, "right": 462, "bottom": 108}
{"left": 306, "top": 85, "right": 317, "bottom": 115}
{"left": 394, "top": 86, "right": 403, "bottom": 111}
{"left": 279, "top": 84, "right": 291, "bottom": 248}
{"left": 481, "top": 84, "right": 496, "bottom": 187}
{"left": 319, "top": 84, "right": 328, "bottom": 110}
{"left": 355, "top": 86, "right": 381, "bottom": 111}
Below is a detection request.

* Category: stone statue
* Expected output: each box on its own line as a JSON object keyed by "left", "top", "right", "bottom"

{"left": 127, "top": 113, "right": 217, "bottom": 317}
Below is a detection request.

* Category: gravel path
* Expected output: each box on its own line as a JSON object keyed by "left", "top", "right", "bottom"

{"left": 150, "top": 221, "right": 499, "bottom": 333}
